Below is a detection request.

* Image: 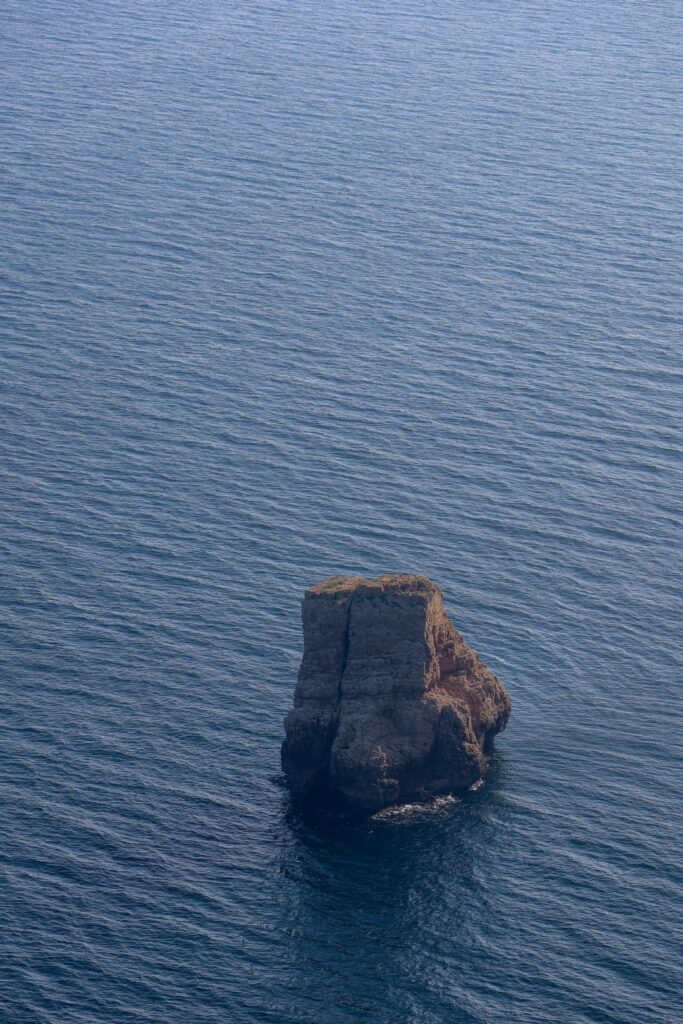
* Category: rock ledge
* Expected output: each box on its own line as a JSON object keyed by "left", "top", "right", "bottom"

{"left": 282, "top": 574, "right": 511, "bottom": 812}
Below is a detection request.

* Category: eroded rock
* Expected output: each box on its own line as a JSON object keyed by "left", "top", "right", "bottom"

{"left": 282, "top": 574, "right": 511, "bottom": 813}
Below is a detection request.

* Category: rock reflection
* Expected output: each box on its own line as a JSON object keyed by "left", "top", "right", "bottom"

{"left": 276, "top": 755, "right": 511, "bottom": 1024}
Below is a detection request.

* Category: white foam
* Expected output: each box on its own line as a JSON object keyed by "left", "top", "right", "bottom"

{"left": 372, "top": 793, "right": 462, "bottom": 822}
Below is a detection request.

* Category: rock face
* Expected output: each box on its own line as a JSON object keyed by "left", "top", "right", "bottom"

{"left": 282, "top": 574, "right": 511, "bottom": 813}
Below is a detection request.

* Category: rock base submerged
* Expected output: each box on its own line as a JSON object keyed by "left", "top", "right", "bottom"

{"left": 282, "top": 574, "right": 511, "bottom": 813}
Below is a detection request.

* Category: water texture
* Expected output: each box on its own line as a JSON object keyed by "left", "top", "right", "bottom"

{"left": 1, "top": 2, "right": 682, "bottom": 1021}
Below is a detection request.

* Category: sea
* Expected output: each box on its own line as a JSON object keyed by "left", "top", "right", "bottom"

{"left": 1, "top": 2, "right": 682, "bottom": 1022}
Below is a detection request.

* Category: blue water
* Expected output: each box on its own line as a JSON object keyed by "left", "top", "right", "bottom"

{"left": 1, "top": 1, "right": 682, "bottom": 1021}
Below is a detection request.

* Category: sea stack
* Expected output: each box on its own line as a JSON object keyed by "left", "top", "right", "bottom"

{"left": 282, "top": 574, "right": 511, "bottom": 813}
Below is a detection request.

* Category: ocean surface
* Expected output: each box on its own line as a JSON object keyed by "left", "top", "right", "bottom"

{"left": 1, "top": 2, "right": 682, "bottom": 1021}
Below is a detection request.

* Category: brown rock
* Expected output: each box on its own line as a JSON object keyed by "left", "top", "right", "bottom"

{"left": 281, "top": 574, "right": 511, "bottom": 813}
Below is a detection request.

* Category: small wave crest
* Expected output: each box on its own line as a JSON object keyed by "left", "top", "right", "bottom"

{"left": 372, "top": 793, "right": 464, "bottom": 823}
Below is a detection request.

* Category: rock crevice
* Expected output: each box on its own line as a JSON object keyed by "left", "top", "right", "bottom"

{"left": 282, "top": 574, "right": 511, "bottom": 813}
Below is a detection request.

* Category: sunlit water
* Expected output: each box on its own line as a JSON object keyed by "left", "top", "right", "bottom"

{"left": 1, "top": 2, "right": 682, "bottom": 1021}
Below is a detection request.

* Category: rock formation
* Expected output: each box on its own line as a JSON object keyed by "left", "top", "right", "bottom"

{"left": 282, "top": 574, "right": 511, "bottom": 813}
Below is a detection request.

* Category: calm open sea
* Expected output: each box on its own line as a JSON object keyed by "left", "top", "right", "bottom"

{"left": 1, "top": 2, "right": 682, "bottom": 1021}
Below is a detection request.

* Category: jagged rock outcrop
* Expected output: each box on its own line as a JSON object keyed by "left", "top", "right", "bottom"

{"left": 282, "top": 574, "right": 511, "bottom": 813}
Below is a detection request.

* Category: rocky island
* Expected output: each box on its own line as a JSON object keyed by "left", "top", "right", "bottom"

{"left": 282, "top": 574, "right": 511, "bottom": 813}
